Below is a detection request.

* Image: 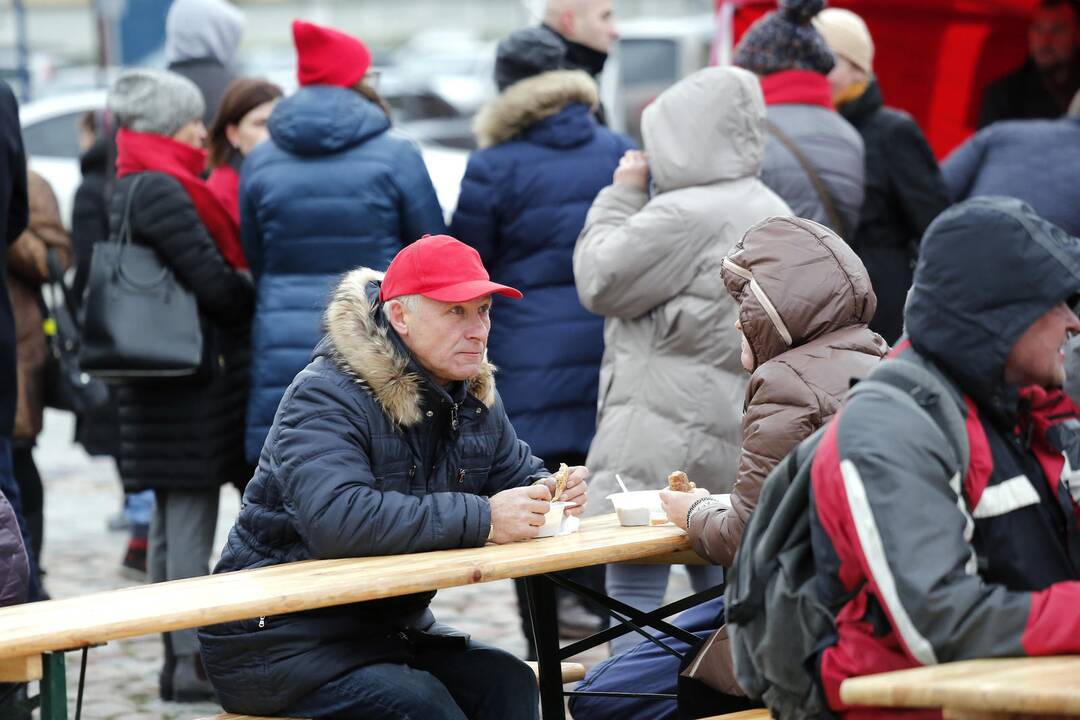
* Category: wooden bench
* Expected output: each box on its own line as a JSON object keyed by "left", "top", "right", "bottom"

{"left": 0, "top": 516, "right": 693, "bottom": 720}
{"left": 700, "top": 710, "right": 771, "bottom": 720}
{"left": 193, "top": 662, "right": 588, "bottom": 720}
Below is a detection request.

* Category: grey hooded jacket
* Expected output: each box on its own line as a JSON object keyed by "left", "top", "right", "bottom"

{"left": 574, "top": 66, "right": 792, "bottom": 509}
{"left": 165, "top": 0, "right": 245, "bottom": 125}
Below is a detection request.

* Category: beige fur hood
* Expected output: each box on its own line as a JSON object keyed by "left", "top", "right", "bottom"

{"left": 473, "top": 69, "right": 598, "bottom": 148}
{"left": 322, "top": 267, "right": 497, "bottom": 427}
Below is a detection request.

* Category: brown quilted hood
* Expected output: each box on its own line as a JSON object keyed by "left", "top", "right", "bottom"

{"left": 722, "top": 216, "right": 878, "bottom": 370}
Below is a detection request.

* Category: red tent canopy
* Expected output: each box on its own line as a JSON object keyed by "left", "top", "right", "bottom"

{"left": 719, "top": 0, "right": 1041, "bottom": 157}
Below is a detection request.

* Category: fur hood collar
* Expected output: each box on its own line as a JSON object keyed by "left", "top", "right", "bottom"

{"left": 323, "top": 268, "right": 497, "bottom": 427}
{"left": 473, "top": 69, "right": 598, "bottom": 148}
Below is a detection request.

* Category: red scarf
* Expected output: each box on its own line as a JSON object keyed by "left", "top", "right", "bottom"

{"left": 207, "top": 164, "right": 241, "bottom": 233}
{"left": 760, "top": 70, "right": 835, "bottom": 109}
{"left": 116, "top": 129, "right": 246, "bottom": 270}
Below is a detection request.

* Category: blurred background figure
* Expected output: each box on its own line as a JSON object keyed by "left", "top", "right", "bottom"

{"left": 815, "top": 7, "right": 950, "bottom": 344}
{"left": 574, "top": 66, "right": 791, "bottom": 655}
{"left": 240, "top": 20, "right": 445, "bottom": 465}
{"left": 539, "top": 0, "right": 618, "bottom": 122}
{"left": 944, "top": 90, "right": 1080, "bottom": 238}
{"left": 165, "top": 0, "right": 247, "bottom": 127}
{"left": 733, "top": 0, "right": 865, "bottom": 238}
{"left": 980, "top": 0, "right": 1080, "bottom": 127}
{"left": 0, "top": 80, "right": 39, "bottom": 607}
{"left": 71, "top": 110, "right": 112, "bottom": 307}
{"left": 206, "top": 77, "right": 283, "bottom": 268}
{"left": 8, "top": 169, "right": 70, "bottom": 586}
{"left": 451, "top": 26, "right": 633, "bottom": 651}
{"left": 105, "top": 68, "right": 253, "bottom": 703}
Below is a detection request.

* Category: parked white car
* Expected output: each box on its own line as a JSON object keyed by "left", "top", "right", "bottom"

{"left": 19, "top": 90, "right": 468, "bottom": 229}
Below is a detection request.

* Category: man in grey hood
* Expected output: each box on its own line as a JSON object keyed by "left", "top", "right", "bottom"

{"left": 165, "top": 0, "right": 246, "bottom": 125}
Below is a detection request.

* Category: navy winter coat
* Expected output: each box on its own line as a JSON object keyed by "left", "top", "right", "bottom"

{"left": 450, "top": 70, "right": 633, "bottom": 460}
{"left": 240, "top": 85, "right": 445, "bottom": 462}
{"left": 942, "top": 117, "right": 1080, "bottom": 238}
{"left": 199, "top": 268, "right": 545, "bottom": 716}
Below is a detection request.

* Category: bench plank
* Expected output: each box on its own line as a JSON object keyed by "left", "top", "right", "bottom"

{"left": 0, "top": 654, "right": 42, "bottom": 682}
{"left": 0, "top": 516, "right": 689, "bottom": 662}
{"left": 700, "top": 711, "right": 771, "bottom": 720}
{"left": 840, "top": 656, "right": 1080, "bottom": 715}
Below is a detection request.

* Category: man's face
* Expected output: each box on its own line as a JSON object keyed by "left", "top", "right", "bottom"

{"left": 564, "top": 0, "right": 618, "bottom": 54}
{"left": 1004, "top": 302, "right": 1080, "bottom": 388}
{"left": 1029, "top": 3, "right": 1079, "bottom": 71}
{"left": 391, "top": 295, "right": 492, "bottom": 386}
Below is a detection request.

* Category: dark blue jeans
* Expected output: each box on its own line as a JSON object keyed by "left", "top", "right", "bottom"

{"left": 568, "top": 596, "right": 756, "bottom": 720}
{"left": 280, "top": 639, "right": 539, "bottom": 720}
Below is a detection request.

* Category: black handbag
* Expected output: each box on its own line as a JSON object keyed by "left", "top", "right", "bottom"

{"left": 79, "top": 175, "right": 206, "bottom": 380}
{"left": 41, "top": 249, "right": 110, "bottom": 414}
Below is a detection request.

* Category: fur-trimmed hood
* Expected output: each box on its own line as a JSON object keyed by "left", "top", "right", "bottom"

{"left": 322, "top": 268, "right": 497, "bottom": 427}
{"left": 473, "top": 69, "right": 599, "bottom": 148}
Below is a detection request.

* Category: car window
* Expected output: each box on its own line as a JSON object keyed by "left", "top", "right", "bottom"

{"left": 619, "top": 39, "right": 679, "bottom": 87}
{"left": 23, "top": 112, "right": 83, "bottom": 159}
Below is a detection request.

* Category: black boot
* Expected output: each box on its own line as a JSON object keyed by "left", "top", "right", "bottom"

{"left": 158, "top": 633, "right": 175, "bottom": 701}
{"left": 172, "top": 653, "right": 217, "bottom": 703}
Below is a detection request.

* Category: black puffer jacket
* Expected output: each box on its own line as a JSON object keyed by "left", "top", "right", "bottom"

{"left": 109, "top": 172, "right": 253, "bottom": 491}
{"left": 199, "top": 267, "right": 546, "bottom": 716}
{"left": 839, "top": 81, "right": 951, "bottom": 344}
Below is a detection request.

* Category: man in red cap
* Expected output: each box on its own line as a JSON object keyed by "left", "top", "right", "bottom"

{"left": 200, "top": 235, "right": 587, "bottom": 720}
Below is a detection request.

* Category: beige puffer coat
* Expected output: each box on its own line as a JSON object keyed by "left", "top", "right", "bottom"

{"left": 688, "top": 216, "right": 888, "bottom": 565}
{"left": 574, "top": 66, "right": 792, "bottom": 512}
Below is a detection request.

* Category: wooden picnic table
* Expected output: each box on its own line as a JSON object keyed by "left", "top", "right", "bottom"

{"left": 0, "top": 514, "right": 699, "bottom": 720}
{"left": 840, "top": 656, "right": 1080, "bottom": 719}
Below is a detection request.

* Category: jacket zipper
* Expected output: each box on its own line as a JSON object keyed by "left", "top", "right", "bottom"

{"left": 258, "top": 616, "right": 265, "bottom": 629}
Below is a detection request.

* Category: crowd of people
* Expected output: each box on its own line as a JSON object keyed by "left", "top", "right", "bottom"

{"left": 1, "top": 0, "right": 1080, "bottom": 717}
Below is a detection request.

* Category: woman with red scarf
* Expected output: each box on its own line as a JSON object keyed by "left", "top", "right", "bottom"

{"left": 205, "top": 77, "right": 283, "bottom": 269}
{"left": 106, "top": 68, "right": 253, "bottom": 704}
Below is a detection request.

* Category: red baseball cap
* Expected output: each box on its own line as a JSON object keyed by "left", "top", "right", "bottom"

{"left": 380, "top": 235, "right": 524, "bottom": 303}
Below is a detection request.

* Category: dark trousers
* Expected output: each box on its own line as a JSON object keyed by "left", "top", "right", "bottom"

{"left": 281, "top": 639, "right": 539, "bottom": 720}
{"left": 568, "top": 596, "right": 760, "bottom": 720}
{"left": 11, "top": 445, "right": 41, "bottom": 569}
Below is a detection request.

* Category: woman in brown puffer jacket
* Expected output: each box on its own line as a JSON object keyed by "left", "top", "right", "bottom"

{"left": 8, "top": 170, "right": 72, "bottom": 572}
{"left": 662, "top": 214, "right": 887, "bottom": 566}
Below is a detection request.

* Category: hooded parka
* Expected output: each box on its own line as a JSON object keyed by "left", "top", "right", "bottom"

{"left": 450, "top": 70, "right": 633, "bottom": 460}
{"left": 809, "top": 198, "right": 1080, "bottom": 717}
{"left": 688, "top": 217, "right": 886, "bottom": 567}
{"left": 199, "top": 268, "right": 546, "bottom": 716}
{"left": 574, "top": 67, "right": 791, "bottom": 509}
{"left": 164, "top": 0, "right": 245, "bottom": 125}
{"left": 240, "top": 86, "right": 446, "bottom": 463}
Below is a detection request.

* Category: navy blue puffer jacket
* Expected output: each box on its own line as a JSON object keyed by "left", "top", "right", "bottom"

{"left": 240, "top": 85, "right": 446, "bottom": 462}
{"left": 450, "top": 70, "right": 633, "bottom": 460}
{"left": 199, "top": 268, "right": 545, "bottom": 716}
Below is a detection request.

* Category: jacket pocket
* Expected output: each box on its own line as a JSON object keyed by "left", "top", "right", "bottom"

{"left": 454, "top": 464, "right": 491, "bottom": 494}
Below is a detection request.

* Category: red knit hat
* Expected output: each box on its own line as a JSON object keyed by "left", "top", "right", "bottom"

{"left": 292, "top": 20, "right": 372, "bottom": 88}
{"left": 380, "top": 235, "right": 523, "bottom": 303}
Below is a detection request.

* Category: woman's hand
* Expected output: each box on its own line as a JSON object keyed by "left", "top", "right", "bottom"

{"left": 613, "top": 150, "right": 649, "bottom": 191}
{"left": 660, "top": 488, "right": 710, "bottom": 530}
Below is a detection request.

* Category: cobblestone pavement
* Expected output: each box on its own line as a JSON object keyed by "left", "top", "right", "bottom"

{"left": 34, "top": 409, "right": 694, "bottom": 719}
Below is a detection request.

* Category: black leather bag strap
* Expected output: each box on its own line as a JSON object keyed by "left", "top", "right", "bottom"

{"left": 765, "top": 120, "right": 849, "bottom": 239}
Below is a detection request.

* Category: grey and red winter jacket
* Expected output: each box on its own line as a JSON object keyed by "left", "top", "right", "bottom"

{"left": 808, "top": 197, "right": 1080, "bottom": 718}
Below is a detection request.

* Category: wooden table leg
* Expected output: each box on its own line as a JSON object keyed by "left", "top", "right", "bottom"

{"left": 525, "top": 574, "right": 565, "bottom": 720}
{"left": 40, "top": 652, "right": 67, "bottom": 720}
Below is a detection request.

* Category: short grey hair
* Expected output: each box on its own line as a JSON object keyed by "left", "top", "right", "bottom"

{"left": 381, "top": 293, "right": 421, "bottom": 322}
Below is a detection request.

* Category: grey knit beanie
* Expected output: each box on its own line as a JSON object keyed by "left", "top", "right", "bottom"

{"left": 733, "top": 0, "right": 835, "bottom": 76}
{"left": 495, "top": 27, "right": 567, "bottom": 92}
{"left": 107, "top": 69, "right": 206, "bottom": 136}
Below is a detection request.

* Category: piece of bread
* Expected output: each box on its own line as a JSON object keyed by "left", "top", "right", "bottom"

{"left": 552, "top": 463, "right": 571, "bottom": 501}
{"left": 667, "top": 470, "right": 695, "bottom": 492}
